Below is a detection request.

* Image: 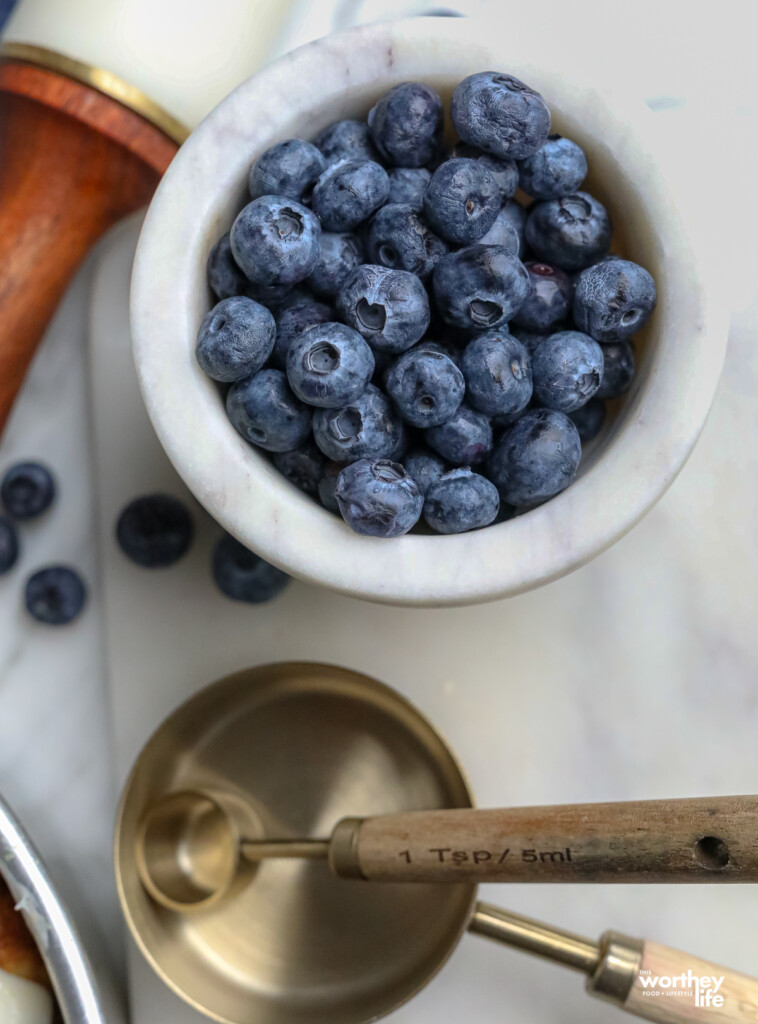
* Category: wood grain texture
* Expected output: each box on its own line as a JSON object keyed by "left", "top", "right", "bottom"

{"left": 623, "top": 942, "right": 758, "bottom": 1023}
{"left": 0, "top": 59, "right": 178, "bottom": 434}
{"left": 353, "top": 795, "right": 758, "bottom": 882}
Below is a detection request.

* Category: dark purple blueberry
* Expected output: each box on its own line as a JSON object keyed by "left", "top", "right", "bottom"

{"left": 462, "top": 331, "right": 532, "bottom": 417}
{"left": 425, "top": 405, "right": 493, "bottom": 465}
{"left": 478, "top": 207, "right": 521, "bottom": 254}
{"left": 249, "top": 139, "right": 326, "bottom": 203}
{"left": 318, "top": 460, "right": 346, "bottom": 513}
{"left": 573, "top": 258, "right": 657, "bottom": 341}
{"left": 116, "top": 494, "right": 194, "bottom": 568}
{"left": 452, "top": 143, "right": 519, "bottom": 202}
{"left": 25, "top": 566, "right": 87, "bottom": 625}
{"left": 367, "top": 203, "right": 449, "bottom": 280}
{"left": 525, "top": 193, "right": 612, "bottom": 272}
{"left": 402, "top": 448, "right": 447, "bottom": 496}
{"left": 424, "top": 468, "right": 499, "bottom": 534}
{"left": 424, "top": 158, "right": 500, "bottom": 245}
{"left": 1, "top": 462, "right": 56, "bottom": 520}
{"left": 212, "top": 533, "right": 290, "bottom": 603}
{"left": 196, "top": 296, "right": 276, "bottom": 382}
{"left": 451, "top": 72, "right": 550, "bottom": 160}
{"left": 487, "top": 408, "right": 581, "bottom": 506}
{"left": 272, "top": 298, "right": 332, "bottom": 369}
{"left": 518, "top": 135, "right": 588, "bottom": 199}
{"left": 387, "top": 167, "right": 431, "bottom": 210}
{"left": 512, "top": 262, "right": 572, "bottom": 332}
{"left": 307, "top": 232, "right": 364, "bottom": 298}
{"left": 231, "top": 196, "right": 321, "bottom": 286}
{"left": 226, "top": 369, "right": 312, "bottom": 452}
{"left": 596, "top": 341, "right": 635, "bottom": 399}
{"left": 368, "top": 82, "right": 444, "bottom": 168}
{"left": 313, "top": 120, "right": 380, "bottom": 166}
{"left": 386, "top": 347, "right": 465, "bottom": 428}
{"left": 511, "top": 327, "right": 549, "bottom": 354}
{"left": 272, "top": 439, "right": 326, "bottom": 496}
{"left": 569, "top": 397, "right": 606, "bottom": 442}
{"left": 0, "top": 516, "right": 19, "bottom": 575}
{"left": 432, "top": 245, "right": 530, "bottom": 331}
{"left": 335, "top": 459, "right": 423, "bottom": 537}
{"left": 286, "top": 322, "right": 374, "bottom": 408}
{"left": 311, "top": 159, "right": 389, "bottom": 232}
{"left": 337, "top": 264, "right": 430, "bottom": 354}
{"left": 531, "top": 330, "right": 604, "bottom": 413}
{"left": 207, "top": 232, "right": 250, "bottom": 300}
{"left": 313, "top": 384, "right": 404, "bottom": 464}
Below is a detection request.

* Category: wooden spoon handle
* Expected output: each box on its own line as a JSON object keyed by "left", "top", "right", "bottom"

{"left": 336, "top": 795, "right": 758, "bottom": 882}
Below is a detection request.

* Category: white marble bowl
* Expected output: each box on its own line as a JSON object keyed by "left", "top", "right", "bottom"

{"left": 131, "top": 17, "right": 728, "bottom": 607}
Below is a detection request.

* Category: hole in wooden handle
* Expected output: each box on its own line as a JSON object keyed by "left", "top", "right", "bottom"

{"left": 694, "top": 835, "right": 730, "bottom": 870}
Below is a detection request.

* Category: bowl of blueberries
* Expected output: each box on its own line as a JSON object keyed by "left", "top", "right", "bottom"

{"left": 131, "top": 17, "right": 727, "bottom": 606}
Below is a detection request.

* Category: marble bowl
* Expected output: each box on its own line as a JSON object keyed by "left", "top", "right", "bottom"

{"left": 131, "top": 17, "right": 728, "bottom": 607}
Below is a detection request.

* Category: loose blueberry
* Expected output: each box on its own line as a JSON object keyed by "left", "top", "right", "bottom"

{"left": 478, "top": 207, "right": 521, "bottom": 254}
{"left": 402, "top": 448, "right": 447, "bottom": 496}
{"left": 307, "top": 232, "right": 364, "bottom": 298}
{"left": 569, "top": 397, "right": 606, "bottom": 442}
{"left": 596, "top": 340, "right": 635, "bottom": 399}
{"left": 335, "top": 459, "right": 423, "bottom": 538}
{"left": 387, "top": 167, "right": 431, "bottom": 210}
{"left": 245, "top": 280, "right": 300, "bottom": 313}
{"left": 451, "top": 72, "right": 550, "bottom": 160}
{"left": 462, "top": 331, "right": 533, "bottom": 417}
{"left": 525, "top": 192, "right": 612, "bottom": 271}
{"left": 337, "top": 264, "right": 430, "bottom": 354}
{"left": 573, "top": 258, "right": 657, "bottom": 341}
{"left": 286, "top": 322, "right": 374, "bottom": 408}
{"left": 368, "top": 82, "right": 444, "bottom": 168}
{"left": 207, "top": 232, "right": 250, "bottom": 300}
{"left": 424, "top": 468, "right": 499, "bottom": 534}
{"left": 313, "top": 119, "right": 380, "bottom": 166}
{"left": 311, "top": 159, "right": 389, "bottom": 232}
{"left": 25, "top": 566, "right": 87, "bottom": 625}
{"left": 518, "top": 135, "right": 588, "bottom": 199}
{"left": 532, "top": 330, "right": 604, "bottom": 413}
{"left": 488, "top": 408, "right": 581, "bottom": 506}
{"left": 510, "top": 326, "right": 548, "bottom": 354}
{"left": 272, "top": 298, "right": 332, "bottom": 369}
{"left": 453, "top": 143, "right": 519, "bottom": 202}
{"left": 423, "top": 158, "right": 500, "bottom": 245}
{"left": 432, "top": 245, "right": 530, "bottom": 331}
{"left": 501, "top": 198, "right": 528, "bottom": 256}
{"left": 227, "top": 369, "right": 312, "bottom": 452}
{"left": 196, "top": 296, "right": 276, "bottom": 382}
{"left": 313, "top": 384, "right": 404, "bottom": 463}
{"left": 0, "top": 516, "right": 19, "bottom": 575}
{"left": 231, "top": 196, "right": 321, "bottom": 286}
{"left": 272, "top": 439, "right": 326, "bottom": 496}
{"left": 426, "top": 405, "right": 493, "bottom": 465}
{"left": 1, "top": 462, "right": 56, "bottom": 520}
{"left": 386, "top": 346, "right": 465, "bottom": 428}
{"left": 249, "top": 139, "right": 326, "bottom": 204}
{"left": 318, "top": 460, "right": 346, "bottom": 513}
{"left": 212, "top": 533, "right": 290, "bottom": 603}
{"left": 367, "top": 203, "right": 449, "bottom": 280}
{"left": 512, "top": 262, "right": 572, "bottom": 332}
{"left": 116, "top": 494, "right": 194, "bottom": 568}
{"left": 412, "top": 339, "right": 462, "bottom": 367}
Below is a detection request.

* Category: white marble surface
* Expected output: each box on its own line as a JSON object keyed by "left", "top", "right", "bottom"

{"left": 0, "top": 3, "right": 757, "bottom": 1023}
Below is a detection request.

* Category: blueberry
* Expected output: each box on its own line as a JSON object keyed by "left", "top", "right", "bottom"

{"left": 573, "top": 258, "right": 657, "bottom": 341}
{"left": 531, "top": 330, "right": 604, "bottom": 413}
{"left": 196, "top": 296, "right": 276, "bottom": 382}
{"left": 368, "top": 82, "right": 444, "bottom": 168}
{"left": 337, "top": 265, "right": 430, "bottom": 354}
{"left": 0, "top": 516, "right": 19, "bottom": 575}
{"left": 286, "top": 322, "right": 374, "bottom": 408}
{"left": 272, "top": 439, "right": 326, "bottom": 496}
{"left": 451, "top": 72, "right": 550, "bottom": 160}
{"left": 227, "top": 369, "right": 312, "bottom": 452}
{"left": 311, "top": 159, "right": 389, "bottom": 232}
{"left": 412, "top": 339, "right": 462, "bottom": 367}
{"left": 501, "top": 198, "right": 528, "bottom": 255}
{"left": 313, "top": 120, "right": 380, "bottom": 166}
{"left": 1, "top": 462, "right": 55, "bottom": 520}
{"left": 488, "top": 408, "right": 581, "bottom": 506}
{"left": 231, "top": 196, "right": 320, "bottom": 286}
{"left": 569, "top": 397, "right": 606, "bottom": 442}
{"left": 272, "top": 298, "right": 332, "bottom": 369}
{"left": 249, "top": 139, "right": 326, "bottom": 203}
{"left": 525, "top": 193, "right": 612, "bottom": 271}
{"left": 426, "top": 405, "right": 493, "bottom": 465}
{"left": 462, "top": 331, "right": 532, "bottom": 417}
{"left": 478, "top": 207, "right": 521, "bottom": 254}
{"left": 511, "top": 326, "right": 548, "bottom": 354}
{"left": 116, "top": 494, "right": 194, "bottom": 567}
{"left": 387, "top": 167, "right": 431, "bottom": 210}
{"left": 511, "top": 261, "right": 572, "bottom": 332}
{"left": 207, "top": 232, "right": 250, "bottom": 300}
{"left": 246, "top": 279, "right": 300, "bottom": 312}
{"left": 424, "top": 158, "right": 501, "bottom": 245}
{"left": 518, "top": 135, "right": 588, "bottom": 199}
{"left": 25, "top": 566, "right": 87, "bottom": 625}
{"left": 367, "top": 203, "right": 449, "bottom": 280}
{"left": 313, "top": 384, "right": 404, "bottom": 463}
{"left": 596, "top": 340, "right": 635, "bottom": 399}
{"left": 432, "top": 245, "right": 530, "bottom": 331}
{"left": 386, "top": 347, "right": 465, "bottom": 428}
{"left": 424, "top": 468, "right": 499, "bottom": 534}
{"left": 307, "top": 232, "right": 364, "bottom": 298}
{"left": 335, "top": 459, "right": 423, "bottom": 538}
{"left": 318, "top": 460, "right": 345, "bottom": 513}
{"left": 402, "top": 448, "right": 447, "bottom": 496}
{"left": 452, "top": 143, "right": 519, "bottom": 202}
{"left": 212, "top": 533, "right": 290, "bottom": 603}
